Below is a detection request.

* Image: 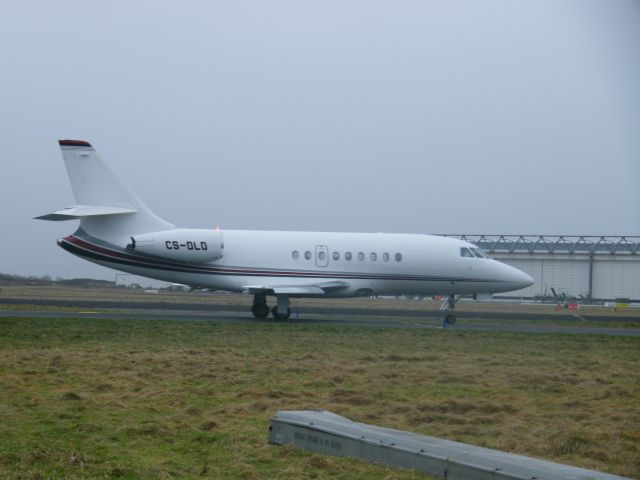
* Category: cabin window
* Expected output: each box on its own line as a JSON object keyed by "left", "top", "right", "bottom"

{"left": 395, "top": 253, "right": 402, "bottom": 262}
{"left": 357, "top": 252, "right": 365, "bottom": 261}
{"left": 304, "top": 250, "right": 312, "bottom": 260}
{"left": 292, "top": 250, "right": 299, "bottom": 260}
{"left": 370, "top": 252, "right": 377, "bottom": 261}
{"left": 383, "top": 252, "right": 390, "bottom": 262}
{"left": 332, "top": 251, "right": 340, "bottom": 261}
{"left": 345, "top": 252, "right": 352, "bottom": 261}
{"left": 460, "top": 247, "right": 474, "bottom": 258}
{"left": 318, "top": 250, "right": 326, "bottom": 261}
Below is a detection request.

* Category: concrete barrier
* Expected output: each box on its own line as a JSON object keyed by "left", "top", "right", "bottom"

{"left": 269, "top": 410, "right": 630, "bottom": 480}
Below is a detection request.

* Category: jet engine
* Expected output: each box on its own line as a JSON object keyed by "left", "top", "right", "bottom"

{"left": 129, "top": 228, "right": 224, "bottom": 263}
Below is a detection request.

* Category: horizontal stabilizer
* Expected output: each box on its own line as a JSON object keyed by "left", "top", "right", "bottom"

{"left": 242, "top": 280, "right": 349, "bottom": 296}
{"left": 34, "top": 205, "right": 137, "bottom": 221}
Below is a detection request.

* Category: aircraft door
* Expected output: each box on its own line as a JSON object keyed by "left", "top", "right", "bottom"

{"left": 315, "top": 245, "right": 329, "bottom": 267}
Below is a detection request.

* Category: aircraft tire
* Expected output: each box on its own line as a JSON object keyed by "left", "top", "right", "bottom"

{"left": 272, "top": 306, "right": 291, "bottom": 320}
{"left": 251, "top": 304, "right": 270, "bottom": 318}
{"left": 445, "top": 314, "right": 456, "bottom": 325}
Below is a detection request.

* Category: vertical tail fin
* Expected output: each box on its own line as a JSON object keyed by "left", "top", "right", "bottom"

{"left": 38, "top": 140, "right": 174, "bottom": 242}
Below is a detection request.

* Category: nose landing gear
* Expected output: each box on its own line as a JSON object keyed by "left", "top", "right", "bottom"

{"left": 443, "top": 294, "right": 459, "bottom": 325}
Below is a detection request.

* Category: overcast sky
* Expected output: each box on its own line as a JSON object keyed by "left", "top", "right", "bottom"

{"left": 1, "top": 0, "right": 639, "bottom": 279}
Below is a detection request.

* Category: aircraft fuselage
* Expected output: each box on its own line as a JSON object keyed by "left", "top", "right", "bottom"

{"left": 59, "top": 229, "right": 532, "bottom": 297}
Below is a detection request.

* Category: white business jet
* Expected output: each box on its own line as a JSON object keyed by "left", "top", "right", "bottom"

{"left": 36, "top": 140, "right": 533, "bottom": 322}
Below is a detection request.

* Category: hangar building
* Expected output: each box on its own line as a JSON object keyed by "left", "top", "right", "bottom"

{"left": 442, "top": 235, "right": 640, "bottom": 302}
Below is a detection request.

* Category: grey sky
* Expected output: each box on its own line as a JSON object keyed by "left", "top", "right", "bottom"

{"left": 1, "top": 0, "right": 639, "bottom": 279}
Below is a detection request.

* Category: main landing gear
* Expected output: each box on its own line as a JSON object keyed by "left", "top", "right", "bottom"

{"left": 251, "top": 294, "right": 291, "bottom": 320}
{"left": 443, "top": 294, "right": 459, "bottom": 325}
{"left": 251, "top": 294, "right": 270, "bottom": 318}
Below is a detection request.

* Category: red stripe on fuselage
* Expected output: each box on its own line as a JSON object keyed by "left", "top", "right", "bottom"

{"left": 61, "top": 235, "right": 495, "bottom": 283}
{"left": 62, "top": 235, "right": 387, "bottom": 279}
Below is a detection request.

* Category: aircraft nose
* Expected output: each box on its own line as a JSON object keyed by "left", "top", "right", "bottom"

{"left": 507, "top": 265, "right": 534, "bottom": 290}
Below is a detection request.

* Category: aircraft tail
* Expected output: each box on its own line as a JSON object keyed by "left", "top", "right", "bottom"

{"left": 35, "top": 140, "right": 174, "bottom": 242}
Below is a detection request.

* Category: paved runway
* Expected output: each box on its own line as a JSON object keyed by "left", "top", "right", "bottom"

{"left": 1, "top": 299, "right": 639, "bottom": 336}
{"left": 1, "top": 298, "right": 637, "bottom": 323}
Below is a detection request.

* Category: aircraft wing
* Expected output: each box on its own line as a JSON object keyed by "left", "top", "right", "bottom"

{"left": 242, "top": 280, "right": 349, "bottom": 296}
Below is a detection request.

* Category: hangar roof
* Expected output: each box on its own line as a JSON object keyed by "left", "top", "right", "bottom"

{"left": 440, "top": 235, "right": 640, "bottom": 256}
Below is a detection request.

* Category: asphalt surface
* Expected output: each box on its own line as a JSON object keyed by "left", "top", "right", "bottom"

{"left": 1, "top": 298, "right": 639, "bottom": 336}
{"left": 0, "top": 298, "right": 637, "bottom": 322}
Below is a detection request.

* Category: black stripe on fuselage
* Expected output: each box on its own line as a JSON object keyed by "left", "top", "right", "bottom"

{"left": 59, "top": 235, "right": 501, "bottom": 283}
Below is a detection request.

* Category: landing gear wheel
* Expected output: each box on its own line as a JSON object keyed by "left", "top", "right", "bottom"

{"left": 442, "top": 294, "right": 459, "bottom": 326}
{"left": 251, "top": 294, "right": 269, "bottom": 318}
{"left": 251, "top": 304, "right": 270, "bottom": 318}
{"left": 272, "top": 306, "right": 291, "bottom": 320}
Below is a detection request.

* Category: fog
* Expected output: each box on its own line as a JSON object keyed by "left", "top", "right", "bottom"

{"left": 1, "top": 0, "right": 638, "bottom": 278}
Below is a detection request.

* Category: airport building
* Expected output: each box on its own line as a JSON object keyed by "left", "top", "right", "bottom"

{"left": 442, "top": 235, "right": 640, "bottom": 302}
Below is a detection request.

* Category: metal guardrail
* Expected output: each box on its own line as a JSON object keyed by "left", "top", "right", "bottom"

{"left": 269, "top": 410, "right": 630, "bottom": 480}
{"left": 438, "top": 235, "right": 640, "bottom": 255}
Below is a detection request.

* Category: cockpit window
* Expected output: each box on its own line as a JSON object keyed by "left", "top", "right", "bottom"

{"left": 460, "top": 247, "right": 475, "bottom": 258}
{"left": 461, "top": 246, "right": 487, "bottom": 258}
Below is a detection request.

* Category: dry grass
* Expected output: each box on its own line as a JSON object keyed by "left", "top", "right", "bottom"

{"left": 0, "top": 317, "right": 638, "bottom": 479}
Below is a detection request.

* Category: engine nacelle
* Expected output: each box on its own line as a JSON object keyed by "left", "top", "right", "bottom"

{"left": 130, "top": 228, "right": 224, "bottom": 263}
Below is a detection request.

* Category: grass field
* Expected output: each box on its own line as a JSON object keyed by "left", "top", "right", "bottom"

{"left": 0, "top": 316, "right": 638, "bottom": 479}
